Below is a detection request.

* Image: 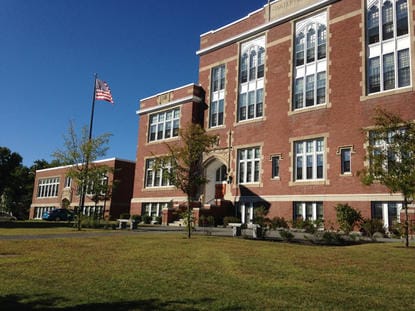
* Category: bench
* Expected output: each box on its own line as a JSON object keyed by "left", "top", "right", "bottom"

{"left": 228, "top": 223, "right": 242, "bottom": 237}
{"left": 117, "top": 219, "right": 136, "bottom": 230}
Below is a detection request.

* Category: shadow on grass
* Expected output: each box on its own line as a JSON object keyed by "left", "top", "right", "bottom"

{"left": 0, "top": 294, "right": 243, "bottom": 311}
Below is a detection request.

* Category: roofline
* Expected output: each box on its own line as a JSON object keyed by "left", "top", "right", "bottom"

{"left": 136, "top": 95, "right": 203, "bottom": 115}
{"left": 196, "top": 0, "right": 338, "bottom": 56}
{"left": 139, "top": 83, "right": 200, "bottom": 102}
{"left": 36, "top": 157, "right": 135, "bottom": 173}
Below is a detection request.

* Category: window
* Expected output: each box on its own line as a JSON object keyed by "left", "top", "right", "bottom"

{"left": 294, "top": 138, "right": 324, "bottom": 181}
{"left": 37, "top": 178, "right": 60, "bottom": 198}
{"left": 366, "top": 0, "right": 410, "bottom": 94}
{"left": 145, "top": 159, "right": 172, "bottom": 188}
{"left": 148, "top": 108, "right": 180, "bottom": 142}
{"left": 210, "top": 65, "right": 225, "bottom": 127}
{"left": 293, "top": 12, "right": 327, "bottom": 110}
{"left": 271, "top": 155, "right": 280, "bottom": 179}
{"left": 372, "top": 202, "right": 402, "bottom": 229}
{"left": 143, "top": 202, "right": 168, "bottom": 217}
{"left": 294, "top": 202, "right": 323, "bottom": 221}
{"left": 238, "top": 37, "right": 265, "bottom": 121}
{"left": 64, "top": 176, "right": 72, "bottom": 188}
{"left": 238, "top": 147, "right": 261, "bottom": 184}
{"left": 341, "top": 148, "right": 352, "bottom": 174}
{"left": 86, "top": 175, "right": 108, "bottom": 196}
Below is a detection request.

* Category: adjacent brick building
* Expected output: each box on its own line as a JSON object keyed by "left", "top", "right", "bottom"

{"left": 30, "top": 158, "right": 135, "bottom": 220}
{"left": 132, "top": 0, "right": 415, "bottom": 229}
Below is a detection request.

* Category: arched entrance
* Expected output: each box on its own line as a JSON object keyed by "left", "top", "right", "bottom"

{"left": 204, "top": 159, "right": 227, "bottom": 205}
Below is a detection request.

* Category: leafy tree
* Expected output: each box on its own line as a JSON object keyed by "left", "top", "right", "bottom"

{"left": 154, "top": 123, "right": 218, "bottom": 238}
{"left": 359, "top": 108, "right": 415, "bottom": 247}
{"left": 334, "top": 203, "right": 362, "bottom": 234}
{"left": 52, "top": 121, "right": 112, "bottom": 230}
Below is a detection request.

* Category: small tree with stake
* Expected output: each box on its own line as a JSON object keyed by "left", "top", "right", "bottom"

{"left": 153, "top": 123, "right": 218, "bottom": 238}
{"left": 359, "top": 108, "right": 415, "bottom": 247}
{"left": 53, "top": 121, "right": 112, "bottom": 230}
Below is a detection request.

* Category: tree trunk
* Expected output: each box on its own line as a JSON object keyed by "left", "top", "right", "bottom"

{"left": 187, "top": 197, "right": 191, "bottom": 239}
{"left": 404, "top": 198, "right": 409, "bottom": 248}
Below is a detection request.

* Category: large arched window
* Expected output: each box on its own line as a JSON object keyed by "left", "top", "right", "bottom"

{"left": 238, "top": 36, "right": 265, "bottom": 121}
{"left": 293, "top": 12, "right": 327, "bottom": 111}
{"left": 366, "top": 0, "right": 411, "bottom": 94}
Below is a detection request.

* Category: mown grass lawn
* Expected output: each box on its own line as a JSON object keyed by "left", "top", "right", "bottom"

{"left": 0, "top": 230, "right": 414, "bottom": 310}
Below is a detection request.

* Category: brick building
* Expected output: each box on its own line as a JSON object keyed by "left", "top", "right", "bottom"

{"left": 131, "top": 0, "right": 415, "bottom": 229}
{"left": 30, "top": 158, "right": 135, "bottom": 220}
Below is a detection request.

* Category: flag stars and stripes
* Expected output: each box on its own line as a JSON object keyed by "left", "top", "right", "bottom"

{"left": 95, "top": 79, "right": 114, "bottom": 104}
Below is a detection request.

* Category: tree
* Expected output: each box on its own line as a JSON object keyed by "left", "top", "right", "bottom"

{"left": 154, "top": 123, "right": 218, "bottom": 238}
{"left": 359, "top": 108, "right": 415, "bottom": 247}
{"left": 334, "top": 203, "right": 362, "bottom": 234}
{"left": 52, "top": 121, "right": 112, "bottom": 230}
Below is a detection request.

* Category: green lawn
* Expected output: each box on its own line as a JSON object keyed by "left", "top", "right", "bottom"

{"left": 0, "top": 230, "right": 414, "bottom": 310}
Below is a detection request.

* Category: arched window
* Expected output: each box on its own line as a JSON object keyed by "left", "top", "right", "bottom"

{"left": 368, "top": 6, "right": 380, "bottom": 43}
{"left": 293, "top": 12, "right": 327, "bottom": 111}
{"left": 382, "top": 1, "right": 394, "bottom": 40}
{"left": 238, "top": 36, "right": 265, "bottom": 121}
{"left": 366, "top": 0, "right": 410, "bottom": 94}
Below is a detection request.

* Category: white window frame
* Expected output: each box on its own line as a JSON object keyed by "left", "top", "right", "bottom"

{"left": 293, "top": 12, "right": 327, "bottom": 111}
{"left": 37, "top": 178, "right": 60, "bottom": 198}
{"left": 144, "top": 202, "right": 168, "bottom": 217}
{"left": 294, "top": 138, "right": 325, "bottom": 181}
{"left": 145, "top": 159, "right": 172, "bottom": 188}
{"left": 238, "top": 36, "right": 265, "bottom": 122}
{"left": 294, "top": 202, "right": 324, "bottom": 221}
{"left": 210, "top": 65, "right": 225, "bottom": 128}
{"left": 237, "top": 147, "right": 261, "bottom": 184}
{"left": 366, "top": 0, "right": 411, "bottom": 94}
{"left": 148, "top": 108, "right": 180, "bottom": 142}
{"left": 372, "top": 201, "right": 402, "bottom": 229}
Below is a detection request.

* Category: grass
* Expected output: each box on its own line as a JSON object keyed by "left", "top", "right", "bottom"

{"left": 0, "top": 229, "right": 414, "bottom": 310}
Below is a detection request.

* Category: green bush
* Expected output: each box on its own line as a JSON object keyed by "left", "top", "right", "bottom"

{"left": 142, "top": 215, "right": 152, "bottom": 224}
{"left": 119, "top": 213, "right": 130, "bottom": 220}
{"left": 389, "top": 221, "right": 403, "bottom": 238}
{"left": 335, "top": 203, "right": 362, "bottom": 234}
{"left": 154, "top": 216, "right": 162, "bottom": 224}
{"left": 206, "top": 215, "right": 215, "bottom": 227}
{"left": 131, "top": 215, "right": 141, "bottom": 223}
{"left": 292, "top": 218, "right": 317, "bottom": 234}
{"left": 269, "top": 217, "right": 289, "bottom": 230}
{"left": 223, "top": 216, "right": 241, "bottom": 227}
{"left": 320, "top": 231, "right": 344, "bottom": 245}
{"left": 279, "top": 229, "right": 294, "bottom": 241}
{"left": 361, "top": 218, "right": 385, "bottom": 239}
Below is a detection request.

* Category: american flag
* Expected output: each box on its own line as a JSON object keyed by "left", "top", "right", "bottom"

{"left": 95, "top": 79, "right": 114, "bottom": 103}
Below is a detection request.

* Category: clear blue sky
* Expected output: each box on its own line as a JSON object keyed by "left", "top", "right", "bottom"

{"left": 0, "top": 0, "right": 266, "bottom": 166}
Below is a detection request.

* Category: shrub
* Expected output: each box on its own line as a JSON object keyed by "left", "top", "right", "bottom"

{"left": 292, "top": 218, "right": 317, "bottom": 234}
{"left": 389, "top": 221, "right": 403, "bottom": 238}
{"left": 335, "top": 203, "right": 362, "bottom": 234}
{"left": 321, "top": 231, "right": 344, "bottom": 245}
{"left": 154, "top": 216, "right": 162, "bottom": 224}
{"left": 119, "top": 213, "right": 130, "bottom": 220}
{"left": 131, "top": 215, "right": 141, "bottom": 223}
{"left": 142, "top": 215, "right": 152, "bottom": 224}
{"left": 206, "top": 215, "right": 215, "bottom": 227}
{"left": 223, "top": 216, "right": 241, "bottom": 227}
{"left": 279, "top": 229, "right": 294, "bottom": 241}
{"left": 361, "top": 218, "right": 385, "bottom": 239}
{"left": 269, "top": 217, "right": 289, "bottom": 230}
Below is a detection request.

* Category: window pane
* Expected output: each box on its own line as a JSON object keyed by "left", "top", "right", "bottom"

{"left": 272, "top": 156, "right": 280, "bottom": 178}
{"left": 256, "top": 89, "right": 263, "bottom": 117}
{"left": 368, "top": 6, "right": 380, "bottom": 44}
{"left": 398, "top": 49, "right": 410, "bottom": 87}
{"left": 240, "top": 53, "right": 248, "bottom": 83}
{"left": 317, "top": 25, "right": 326, "bottom": 59}
{"left": 307, "top": 28, "right": 316, "bottom": 63}
{"left": 294, "top": 78, "right": 304, "bottom": 109}
{"left": 382, "top": 2, "right": 394, "bottom": 40}
{"left": 396, "top": 0, "right": 408, "bottom": 36}
{"left": 239, "top": 93, "right": 247, "bottom": 121}
{"left": 317, "top": 72, "right": 326, "bottom": 105}
{"left": 306, "top": 75, "right": 315, "bottom": 107}
{"left": 383, "top": 53, "right": 395, "bottom": 90}
{"left": 296, "top": 34, "right": 305, "bottom": 66}
{"left": 368, "top": 57, "right": 380, "bottom": 93}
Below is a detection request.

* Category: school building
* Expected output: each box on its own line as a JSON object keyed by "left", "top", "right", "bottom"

{"left": 130, "top": 0, "right": 415, "bottom": 229}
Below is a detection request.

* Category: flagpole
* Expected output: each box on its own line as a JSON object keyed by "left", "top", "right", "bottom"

{"left": 89, "top": 73, "right": 98, "bottom": 140}
{"left": 77, "top": 73, "right": 97, "bottom": 230}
